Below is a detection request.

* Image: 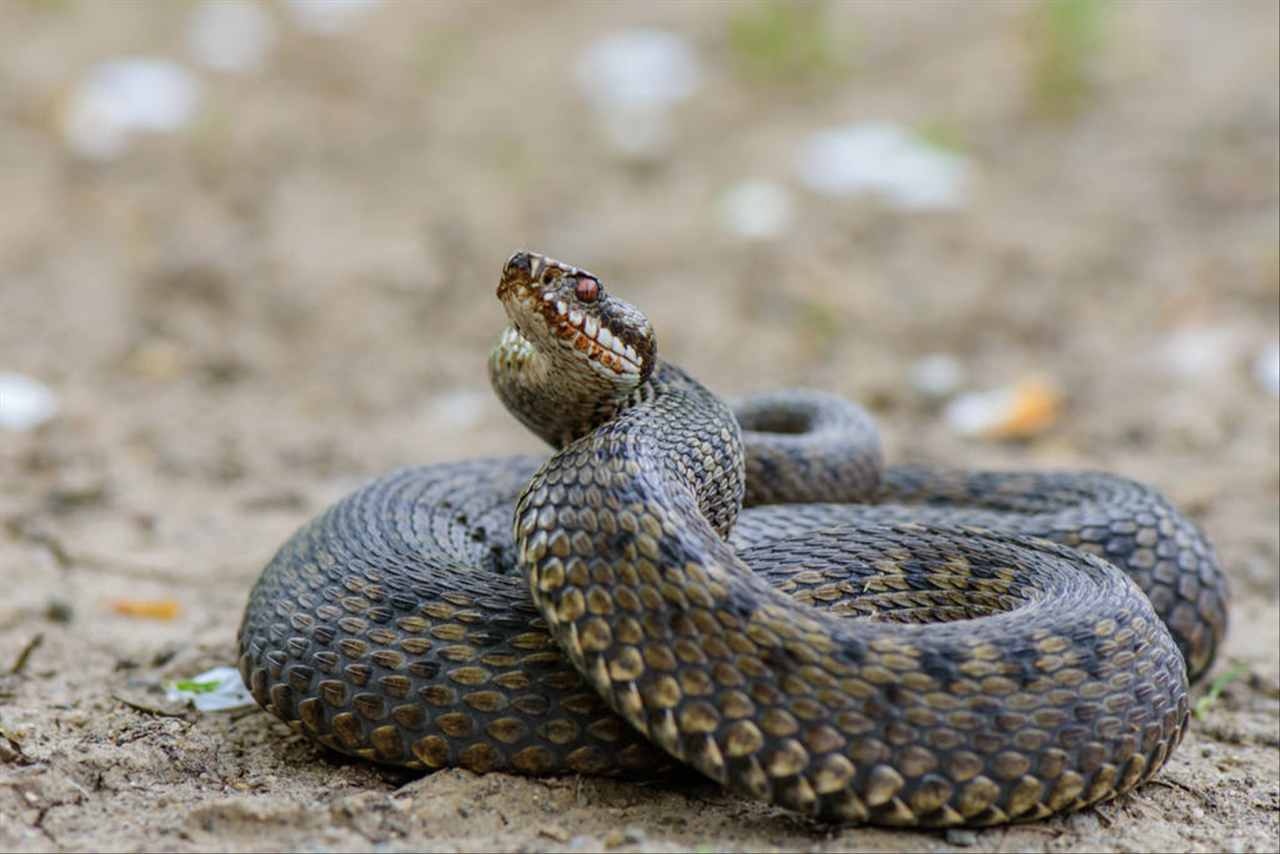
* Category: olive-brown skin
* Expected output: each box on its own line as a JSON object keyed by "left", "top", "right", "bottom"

{"left": 237, "top": 253, "right": 1225, "bottom": 826}
{"left": 511, "top": 361, "right": 1196, "bottom": 825}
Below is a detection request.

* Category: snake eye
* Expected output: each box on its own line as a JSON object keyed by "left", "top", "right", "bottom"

{"left": 574, "top": 278, "right": 600, "bottom": 303}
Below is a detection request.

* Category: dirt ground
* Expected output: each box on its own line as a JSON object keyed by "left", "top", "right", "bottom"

{"left": 1, "top": 2, "right": 1277, "bottom": 852}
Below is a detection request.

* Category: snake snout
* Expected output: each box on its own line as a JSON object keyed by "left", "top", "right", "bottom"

{"left": 498, "top": 251, "right": 544, "bottom": 298}
{"left": 501, "top": 251, "right": 583, "bottom": 292}
{"left": 503, "top": 250, "right": 535, "bottom": 278}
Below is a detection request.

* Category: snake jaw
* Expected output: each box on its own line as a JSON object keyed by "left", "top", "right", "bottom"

{"left": 492, "top": 251, "right": 659, "bottom": 447}
{"left": 541, "top": 289, "right": 646, "bottom": 375}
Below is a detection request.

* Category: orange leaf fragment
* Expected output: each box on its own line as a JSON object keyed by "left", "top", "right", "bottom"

{"left": 945, "top": 375, "right": 1063, "bottom": 441}
{"left": 986, "top": 376, "right": 1062, "bottom": 440}
{"left": 109, "top": 598, "right": 180, "bottom": 620}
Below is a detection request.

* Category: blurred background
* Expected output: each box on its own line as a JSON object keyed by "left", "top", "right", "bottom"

{"left": 0, "top": 2, "right": 1277, "bottom": 850}
{"left": 2, "top": 0, "right": 1277, "bottom": 642}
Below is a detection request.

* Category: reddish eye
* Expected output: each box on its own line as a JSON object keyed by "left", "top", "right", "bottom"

{"left": 575, "top": 278, "right": 599, "bottom": 303}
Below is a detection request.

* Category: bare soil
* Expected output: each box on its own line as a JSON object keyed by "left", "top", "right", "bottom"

{"left": 1, "top": 2, "right": 1277, "bottom": 852}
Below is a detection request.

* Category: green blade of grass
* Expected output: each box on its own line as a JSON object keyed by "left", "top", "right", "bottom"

{"left": 1193, "top": 663, "right": 1246, "bottom": 721}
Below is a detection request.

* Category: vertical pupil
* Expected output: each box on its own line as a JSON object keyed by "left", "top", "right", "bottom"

{"left": 575, "top": 279, "right": 599, "bottom": 303}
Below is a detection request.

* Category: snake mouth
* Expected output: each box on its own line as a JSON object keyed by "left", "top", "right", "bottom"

{"left": 497, "top": 251, "right": 654, "bottom": 381}
{"left": 537, "top": 288, "right": 644, "bottom": 374}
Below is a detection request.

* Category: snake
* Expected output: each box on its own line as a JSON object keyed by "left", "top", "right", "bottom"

{"left": 238, "top": 252, "right": 1228, "bottom": 827}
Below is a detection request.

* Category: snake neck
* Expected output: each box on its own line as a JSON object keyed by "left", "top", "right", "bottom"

{"left": 638, "top": 361, "right": 747, "bottom": 539}
{"left": 489, "top": 324, "right": 635, "bottom": 449}
{"left": 490, "top": 250, "right": 743, "bottom": 536}
{"left": 534, "top": 359, "right": 747, "bottom": 542}
{"left": 490, "top": 251, "right": 659, "bottom": 449}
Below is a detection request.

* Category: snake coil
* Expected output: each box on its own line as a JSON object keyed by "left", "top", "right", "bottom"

{"left": 239, "top": 252, "right": 1226, "bottom": 826}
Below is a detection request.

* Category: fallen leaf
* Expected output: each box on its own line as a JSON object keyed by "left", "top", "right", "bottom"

{"left": 108, "top": 598, "right": 180, "bottom": 620}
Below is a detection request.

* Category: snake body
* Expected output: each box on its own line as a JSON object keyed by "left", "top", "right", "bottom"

{"left": 238, "top": 253, "right": 1227, "bottom": 826}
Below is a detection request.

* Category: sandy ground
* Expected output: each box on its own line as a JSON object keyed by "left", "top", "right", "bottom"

{"left": 1, "top": 2, "right": 1277, "bottom": 852}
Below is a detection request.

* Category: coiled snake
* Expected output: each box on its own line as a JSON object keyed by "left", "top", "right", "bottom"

{"left": 238, "top": 252, "right": 1227, "bottom": 826}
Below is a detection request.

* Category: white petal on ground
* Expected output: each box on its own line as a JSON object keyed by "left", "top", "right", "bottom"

{"left": 281, "top": 0, "right": 383, "bottom": 35}
{"left": 185, "top": 0, "right": 276, "bottom": 73}
{"left": 62, "top": 58, "right": 202, "bottom": 160}
{"left": 164, "top": 666, "right": 255, "bottom": 711}
{"left": 944, "top": 377, "right": 1061, "bottom": 440}
{"left": 592, "top": 105, "right": 674, "bottom": 160}
{"left": 428, "top": 388, "right": 491, "bottom": 430}
{"left": 1159, "top": 325, "right": 1240, "bottom": 381}
{"left": 946, "top": 386, "right": 1011, "bottom": 437}
{"left": 795, "top": 121, "right": 973, "bottom": 210}
{"left": 717, "top": 179, "right": 796, "bottom": 240}
{"left": 574, "top": 28, "right": 702, "bottom": 112}
{"left": 911, "top": 352, "right": 967, "bottom": 398}
{"left": 0, "top": 370, "right": 60, "bottom": 431}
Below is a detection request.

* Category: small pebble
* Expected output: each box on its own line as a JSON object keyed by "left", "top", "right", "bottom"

{"left": 130, "top": 340, "right": 187, "bottom": 384}
{"left": 45, "top": 599, "right": 74, "bottom": 624}
{"left": 604, "top": 826, "right": 646, "bottom": 849}
{"left": 0, "top": 739, "right": 24, "bottom": 764}
{"left": 946, "top": 828, "right": 978, "bottom": 846}
{"left": 537, "top": 825, "right": 564, "bottom": 841}
{"left": 48, "top": 469, "right": 108, "bottom": 508}
{"left": 151, "top": 644, "right": 180, "bottom": 668}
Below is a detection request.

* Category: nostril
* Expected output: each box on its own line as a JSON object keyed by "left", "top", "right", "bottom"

{"left": 505, "top": 251, "right": 533, "bottom": 276}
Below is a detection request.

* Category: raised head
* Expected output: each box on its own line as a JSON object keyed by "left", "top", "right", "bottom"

{"left": 491, "top": 251, "right": 657, "bottom": 447}
{"left": 495, "top": 251, "right": 655, "bottom": 384}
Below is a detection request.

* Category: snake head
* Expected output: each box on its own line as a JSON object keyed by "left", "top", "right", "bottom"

{"left": 496, "top": 251, "right": 656, "bottom": 386}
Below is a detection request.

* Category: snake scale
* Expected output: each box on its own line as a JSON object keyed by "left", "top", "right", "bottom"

{"left": 238, "top": 252, "right": 1227, "bottom": 826}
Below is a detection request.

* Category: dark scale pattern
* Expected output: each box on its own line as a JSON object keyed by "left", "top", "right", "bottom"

{"left": 730, "top": 468, "right": 1227, "bottom": 681}
{"left": 733, "top": 389, "right": 884, "bottom": 508}
{"left": 239, "top": 457, "right": 668, "bottom": 776}
{"left": 238, "top": 251, "right": 1225, "bottom": 826}
{"left": 515, "top": 365, "right": 1193, "bottom": 826}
